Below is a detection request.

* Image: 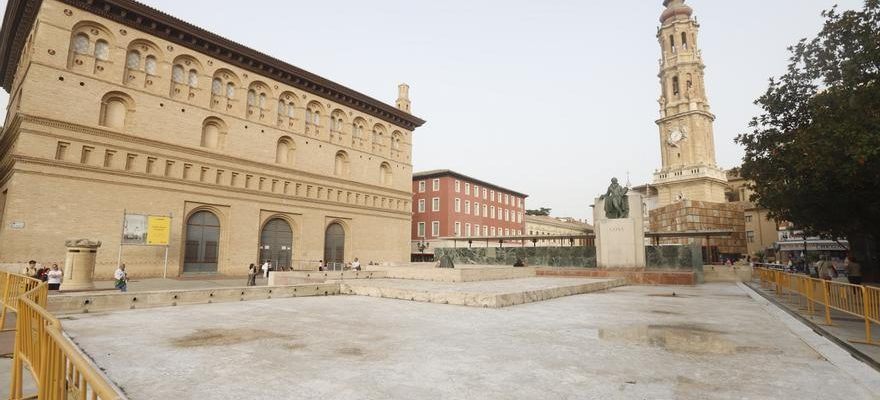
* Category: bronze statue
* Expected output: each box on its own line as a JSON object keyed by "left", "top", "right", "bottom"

{"left": 600, "top": 178, "right": 629, "bottom": 219}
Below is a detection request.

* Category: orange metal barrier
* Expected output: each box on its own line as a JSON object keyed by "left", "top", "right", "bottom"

{"left": 0, "top": 271, "right": 123, "bottom": 400}
{"left": 754, "top": 267, "right": 878, "bottom": 346}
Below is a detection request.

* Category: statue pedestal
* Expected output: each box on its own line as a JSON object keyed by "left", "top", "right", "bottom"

{"left": 594, "top": 194, "right": 646, "bottom": 269}
{"left": 61, "top": 239, "right": 102, "bottom": 291}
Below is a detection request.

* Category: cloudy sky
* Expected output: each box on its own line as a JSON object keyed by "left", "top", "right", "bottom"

{"left": 0, "top": 0, "right": 863, "bottom": 221}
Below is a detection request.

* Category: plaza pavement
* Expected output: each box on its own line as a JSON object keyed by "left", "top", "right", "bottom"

{"left": 60, "top": 282, "right": 880, "bottom": 400}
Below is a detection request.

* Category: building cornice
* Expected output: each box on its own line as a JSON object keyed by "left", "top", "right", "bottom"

{"left": 655, "top": 109, "right": 715, "bottom": 125}
{"left": 412, "top": 169, "right": 529, "bottom": 198}
{"left": 0, "top": 0, "right": 426, "bottom": 131}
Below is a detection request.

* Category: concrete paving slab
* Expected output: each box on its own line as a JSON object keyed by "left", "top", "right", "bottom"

{"left": 61, "top": 283, "right": 880, "bottom": 400}
{"left": 342, "top": 277, "right": 624, "bottom": 307}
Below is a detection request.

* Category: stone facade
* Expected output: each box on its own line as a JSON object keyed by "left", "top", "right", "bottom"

{"left": 0, "top": 0, "right": 425, "bottom": 278}
{"left": 524, "top": 215, "right": 592, "bottom": 246}
{"left": 726, "top": 171, "right": 781, "bottom": 256}
{"left": 650, "top": 200, "right": 747, "bottom": 257}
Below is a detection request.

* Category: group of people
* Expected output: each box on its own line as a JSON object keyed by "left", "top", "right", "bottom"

{"left": 22, "top": 260, "right": 64, "bottom": 290}
{"left": 245, "top": 259, "right": 278, "bottom": 286}
{"left": 318, "top": 258, "right": 362, "bottom": 272}
{"left": 814, "top": 255, "right": 862, "bottom": 285}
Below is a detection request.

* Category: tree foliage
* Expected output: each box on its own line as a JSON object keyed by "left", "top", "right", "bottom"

{"left": 736, "top": 0, "right": 880, "bottom": 275}
{"left": 525, "top": 207, "right": 552, "bottom": 216}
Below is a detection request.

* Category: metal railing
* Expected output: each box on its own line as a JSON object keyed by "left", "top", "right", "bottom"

{"left": 1, "top": 271, "right": 123, "bottom": 400}
{"left": 755, "top": 267, "right": 879, "bottom": 346}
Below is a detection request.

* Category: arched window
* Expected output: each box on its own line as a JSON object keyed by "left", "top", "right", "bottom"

{"left": 188, "top": 69, "right": 198, "bottom": 87}
{"left": 380, "top": 162, "right": 392, "bottom": 185}
{"left": 226, "top": 83, "right": 235, "bottom": 98}
{"left": 125, "top": 50, "right": 141, "bottom": 69}
{"left": 324, "top": 223, "right": 345, "bottom": 265}
{"left": 672, "top": 76, "right": 680, "bottom": 96}
{"left": 391, "top": 131, "right": 402, "bottom": 150}
{"left": 334, "top": 151, "right": 349, "bottom": 176}
{"left": 184, "top": 210, "right": 221, "bottom": 273}
{"left": 201, "top": 118, "right": 227, "bottom": 150}
{"left": 73, "top": 33, "right": 90, "bottom": 55}
{"left": 94, "top": 39, "right": 109, "bottom": 60}
{"left": 247, "top": 90, "right": 256, "bottom": 107}
{"left": 276, "top": 92, "right": 297, "bottom": 128}
{"left": 306, "top": 102, "right": 323, "bottom": 127}
{"left": 352, "top": 119, "right": 366, "bottom": 140}
{"left": 211, "top": 78, "right": 223, "bottom": 95}
{"left": 99, "top": 92, "right": 133, "bottom": 130}
{"left": 67, "top": 22, "right": 114, "bottom": 74}
{"left": 275, "top": 137, "right": 296, "bottom": 166}
{"left": 172, "top": 65, "right": 185, "bottom": 84}
{"left": 144, "top": 55, "right": 157, "bottom": 75}
{"left": 331, "top": 110, "right": 346, "bottom": 132}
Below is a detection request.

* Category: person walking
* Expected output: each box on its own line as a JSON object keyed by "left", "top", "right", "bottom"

{"left": 247, "top": 263, "right": 257, "bottom": 286}
{"left": 817, "top": 256, "right": 837, "bottom": 281}
{"left": 114, "top": 264, "right": 128, "bottom": 292}
{"left": 23, "top": 260, "right": 37, "bottom": 278}
{"left": 261, "top": 260, "right": 270, "bottom": 279}
{"left": 46, "top": 264, "right": 63, "bottom": 290}
{"left": 845, "top": 255, "right": 862, "bottom": 285}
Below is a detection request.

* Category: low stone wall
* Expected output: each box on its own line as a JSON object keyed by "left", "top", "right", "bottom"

{"left": 48, "top": 283, "right": 341, "bottom": 315}
{"left": 434, "top": 247, "right": 597, "bottom": 268}
{"left": 380, "top": 266, "right": 537, "bottom": 283}
{"left": 269, "top": 270, "right": 386, "bottom": 286}
{"left": 537, "top": 268, "right": 697, "bottom": 286}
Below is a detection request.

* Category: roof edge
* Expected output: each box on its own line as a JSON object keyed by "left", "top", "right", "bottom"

{"left": 412, "top": 169, "right": 529, "bottom": 198}
{"left": 0, "top": 0, "right": 426, "bottom": 131}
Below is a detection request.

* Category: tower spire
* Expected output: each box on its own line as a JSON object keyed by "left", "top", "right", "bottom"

{"left": 396, "top": 83, "right": 411, "bottom": 113}
{"left": 660, "top": 0, "right": 693, "bottom": 24}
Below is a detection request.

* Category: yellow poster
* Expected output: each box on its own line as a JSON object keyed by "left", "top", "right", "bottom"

{"left": 146, "top": 216, "right": 171, "bottom": 246}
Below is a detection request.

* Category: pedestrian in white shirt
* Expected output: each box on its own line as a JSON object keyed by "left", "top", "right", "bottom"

{"left": 261, "top": 260, "right": 270, "bottom": 278}
{"left": 351, "top": 258, "right": 361, "bottom": 271}
{"left": 47, "top": 264, "right": 63, "bottom": 290}
{"left": 114, "top": 264, "right": 128, "bottom": 292}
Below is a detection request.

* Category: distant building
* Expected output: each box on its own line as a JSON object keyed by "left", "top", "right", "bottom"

{"left": 411, "top": 170, "right": 527, "bottom": 259}
{"left": 525, "top": 215, "right": 592, "bottom": 246}
{"left": 725, "top": 170, "right": 780, "bottom": 257}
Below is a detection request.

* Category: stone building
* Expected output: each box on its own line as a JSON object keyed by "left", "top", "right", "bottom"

{"left": 725, "top": 170, "right": 780, "bottom": 257}
{"left": 0, "top": 0, "right": 425, "bottom": 277}
{"left": 648, "top": 0, "right": 747, "bottom": 259}
{"left": 411, "top": 170, "right": 527, "bottom": 258}
{"left": 525, "top": 215, "right": 593, "bottom": 247}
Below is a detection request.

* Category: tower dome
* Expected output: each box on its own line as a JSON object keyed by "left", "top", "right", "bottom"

{"left": 660, "top": 0, "right": 694, "bottom": 24}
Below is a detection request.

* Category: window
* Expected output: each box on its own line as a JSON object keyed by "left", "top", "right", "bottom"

{"left": 125, "top": 51, "right": 140, "bottom": 69}
{"left": 681, "top": 32, "right": 688, "bottom": 50}
{"left": 482, "top": 188, "right": 488, "bottom": 199}
{"left": 172, "top": 65, "right": 185, "bottom": 84}
{"left": 672, "top": 76, "right": 680, "bottom": 96}
{"left": 454, "top": 198, "right": 461, "bottom": 213}
{"left": 474, "top": 202, "right": 480, "bottom": 216}
{"left": 474, "top": 224, "right": 481, "bottom": 236}
{"left": 504, "top": 194, "right": 509, "bottom": 205}
{"left": 431, "top": 221, "right": 440, "bottom": 237}
{"left": 417, "top": 222, "right": 426, "bottom": 237}
{"left": 100, "top": 93, "right": 130, "bottom": 129}
{"left": 334, "top": 151, "right": 350, "bottom": 176}
{"left": 465, "top": 223, "right": 471, "bottom": 236}
{"left": 465, "top": 201, "right": 471, "bottom": 215}
{"left": 275, "top": 137, "right": 296, "bottom": 166}
{"left": 482, "top": 226, "right": 488, "bottom": 236}
{"left": 94, "top": 40, "right": 109, "bottom": 61}
{"left": 418, "top": 199, "right": 426, "bottom": 213}
{"left": 482, "top": 204, "right": 487, "bottom": 216}
{"left": 474, "top": 185, "right": 479, "bottom": 197}
{"left": 201, "top": 118, "right": 226, "bottom": 149}
{"left": 490, "top": 206, "right": 496, "bottom": 219}
{"left": 432, "top": 198, "right": 440, "bottom": 212}
{"left": 490, "top": 191, "right": 495, "bottom": 202}
{"left": 518, "top": 198, "right": 523, "bottom": 208}
{"left": 490, "top": 227, "right": 496, "bottom": 237}
{"left": 465, "top": 183, "right": 470, "bottom": 195}
{"left": 454, "top": 222, "right": 461, "bottom": 237}
{"left": 504, "top": 209, "right": 509, "bottom": 221}
{"left": 144, "top": 55, "right": 157, "bottom": 75}
{"left": 432, "top": 179, "right": 440, "bottom": 191}
{"left": 455, "top": 180, "right": 461, "bottom": 193}
{"left": 73, "top": 33, "right": 89, "bottom": 55}
{"left": 505, "top": 229, "right": 510, "bottom": 236}
{"left": 380, "top": 162, "right": 392, "bottom": 186}
{"left": 518, "top": 212, "right": 522, "bottom": 223}
{"left": 745, "top": 215, "right": 753, "bottom": 223}
{"left": 747, "top": 231, "right": 755, "bottom": 243}
{"left": 418, "top": 181, "right": 426, "bottom": 193}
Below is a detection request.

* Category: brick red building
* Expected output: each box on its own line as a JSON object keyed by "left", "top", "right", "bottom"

{"left": 411, "top": 170, "right": 527, "bottom": 258}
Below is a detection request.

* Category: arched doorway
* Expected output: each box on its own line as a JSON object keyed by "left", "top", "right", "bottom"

{"left": 260, "top": 218, "right": 293, "bottom": 271}
{"left": 184, "top": 211, "right": 220, "bottom": 273}
{"left": 324, "top": 223, "right": 345, "bottom": 268}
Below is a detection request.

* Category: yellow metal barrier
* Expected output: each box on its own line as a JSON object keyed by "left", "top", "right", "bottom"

{"left": 0, "top": 271, "right": 123, "bottom": 400}
{"left": 754, "top": 267, "right": 879, "bottom": 346}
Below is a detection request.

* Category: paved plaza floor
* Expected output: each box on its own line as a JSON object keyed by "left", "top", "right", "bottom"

{"left": 60, "top": 283, "right": 880, "bottom": 399}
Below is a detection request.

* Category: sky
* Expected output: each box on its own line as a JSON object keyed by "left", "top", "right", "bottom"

{"left": 0, "top": 0, "right": 864, "bottom": 222}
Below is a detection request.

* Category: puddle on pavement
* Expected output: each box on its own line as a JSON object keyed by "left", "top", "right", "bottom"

{"left": 171, "top": 328, "right": 296, "bottom": 348}
{"left": 650, "top": 310, "right": 681, "bottom": 315}
{"left": 599, "top": 324, "right": 738, "bottom": 355}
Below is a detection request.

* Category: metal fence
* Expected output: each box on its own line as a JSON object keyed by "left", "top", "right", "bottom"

{"left": 755, "top": 267, "right": 879, "bottom": 346}
{"left": 1, "top": 271, "right": 123, "bottom": 399}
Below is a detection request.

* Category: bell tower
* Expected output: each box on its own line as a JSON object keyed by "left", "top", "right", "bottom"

{"left": 652, "top": 0, "right": 727, "bottom": 206}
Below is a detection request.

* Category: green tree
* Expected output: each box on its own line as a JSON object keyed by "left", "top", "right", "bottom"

{"left": 736, "top": 0, "right": 880, "bottom": 280}
{"left": 525, "top": 207, "right": 551, "bottom": 216}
